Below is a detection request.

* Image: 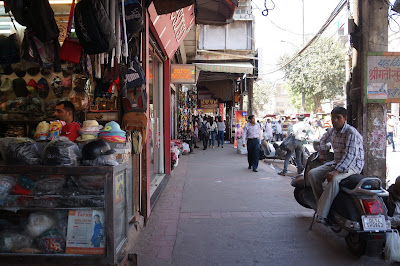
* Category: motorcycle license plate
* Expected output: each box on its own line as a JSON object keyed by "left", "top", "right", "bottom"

{"left": 361, "top": 215, "right": 386, "bottom": 231}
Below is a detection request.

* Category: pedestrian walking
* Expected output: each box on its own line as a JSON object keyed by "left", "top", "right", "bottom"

{"left": 275, "top": 120, "right": 283, "bottom": 141}
{"left": 387, "top": 114, "right": 396, "bottom": 152}
{"left": 243, "top": 115, "right": 263, "bottom": 172}
{"left": 217, "top": 116, "right": 226, "bottom": 148}
{"left": 263, "top": 118, "right": 273, "bottom": 141}
{"left": 199, "top": 118, "right": 210, "bottom": 150}
{"left": 209, "top": 117, "right": 217, "bottom": 148}
{"left": 278, "top": 114, "right": 313, "bottom": 176}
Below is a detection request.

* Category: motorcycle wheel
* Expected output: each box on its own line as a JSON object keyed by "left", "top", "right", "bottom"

{"left": 293, "top": 187, "right": 312, "bottom": 209}
{"left": 345, "top": 232, "right": 366, "bottom": 257}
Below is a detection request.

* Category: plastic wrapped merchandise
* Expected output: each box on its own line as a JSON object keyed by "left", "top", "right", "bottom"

{"left": 34, "top": 175, "right": 65, "bottom": 195}
{"left": 26, "top": 212, "right": 57, "bottom": 238}
{"left": 77, "top": 175, "right": 105, "bottom": 195}
{"left": 237, "top": 138, "right": 248, "bottom": 155}
{"left": 0, "top": 138, "right": 41, "bottom": 165}
{"left": 37, "top": 229, "right": 66, "bottom": 254}
{"left": 0, "top": 231, "right": 33, "bottom": 253}
{"left": 42, "top": 137, "right": 81, "bottom": 166}
{"left": 0, "top": 176, "right": 15, "bottom": 205}
{"left": 81, "top": 139, "right": 117, "bottom": 166}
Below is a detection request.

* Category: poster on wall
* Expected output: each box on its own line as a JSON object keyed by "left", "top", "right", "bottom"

{"left": 66, "top": 210, "right": 106, "bottom": 254}
{"left": 366, "top": 52, "right": 400, "bottom": 103}
{"left": 234, "top": 111, "right": 248, "bottom": 148}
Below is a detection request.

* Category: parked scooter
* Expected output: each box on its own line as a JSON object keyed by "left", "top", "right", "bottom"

{"left": 291, "top": 140, "right": 391, "bottom": 256}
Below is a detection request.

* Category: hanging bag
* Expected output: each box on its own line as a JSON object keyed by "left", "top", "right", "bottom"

{"left": 74, "top": 0, "right": 117, "bottom": 55}
{"left": 280, "top": 134, "right": 296, "bottom": 152}
{"left": 59, "top": 0, "right": 82, "bottom": 64}
{"left": 126, "top": 56, "right": 145, "bottom": 88}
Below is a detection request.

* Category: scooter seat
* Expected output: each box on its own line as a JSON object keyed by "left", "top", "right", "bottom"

{"left": 339, "top": 174, "right": 381, "bottom": 190}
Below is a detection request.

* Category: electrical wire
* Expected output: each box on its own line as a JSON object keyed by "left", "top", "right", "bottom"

{"left": 261, "top": 0, "right": 347, "bottom": 75}
{"left": 261, "top": 0, "right": 275, "bottom": 17}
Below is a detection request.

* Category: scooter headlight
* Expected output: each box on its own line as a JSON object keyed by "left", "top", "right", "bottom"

{"left": 344, "top": 220, "right": 361, "bottom": 230}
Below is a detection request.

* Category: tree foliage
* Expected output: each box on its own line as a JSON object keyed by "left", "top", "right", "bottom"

{"left": 252, "top": 80, "right": 274, "bottom": 116}
{"left": 279, "top": 37, "right": 346, "bottom": 113}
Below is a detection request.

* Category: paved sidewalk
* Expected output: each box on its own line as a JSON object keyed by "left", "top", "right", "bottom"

{"left": 130, "top": 144, "right": 386, "bottom": 265}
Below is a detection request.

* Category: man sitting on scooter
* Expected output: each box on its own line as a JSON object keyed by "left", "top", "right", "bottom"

{"left": 308, "top": 107, "right": 364, "bottom": 224}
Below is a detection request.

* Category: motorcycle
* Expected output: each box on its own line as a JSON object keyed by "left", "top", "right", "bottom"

{"left": 291, "top": 140, "right": 391, "bottom": 256}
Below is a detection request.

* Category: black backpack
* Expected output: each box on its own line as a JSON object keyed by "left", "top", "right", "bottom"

{"left": 199, "top": 122, "right": 209, "bottom": 137}
{"left": 74, "top": 0, "right": 117, "bottom": 55}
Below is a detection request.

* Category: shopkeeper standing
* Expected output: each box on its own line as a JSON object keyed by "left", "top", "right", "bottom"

{"left": 54, "top": 100, "right": 81, "bottom": 142}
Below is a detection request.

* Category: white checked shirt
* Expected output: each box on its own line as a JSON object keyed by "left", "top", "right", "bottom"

{"left": 320, "top": 123, "right": 364, "bottom": 173}
{"left": 243, "top": 122, "right": 263, "bottom": 140}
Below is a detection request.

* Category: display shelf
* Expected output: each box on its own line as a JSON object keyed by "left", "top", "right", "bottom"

{"left": 0, "top": 163, "right": 130, "bottom": 265}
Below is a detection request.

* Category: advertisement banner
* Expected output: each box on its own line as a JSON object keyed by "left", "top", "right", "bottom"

{"left": 218, "top": 103, "right": 224, "bottom": 118}
{"left": 366, "top": 52, "right": 400, "bottom": 103}
{"left": 66, "top": 210, "right": 105, "bottom": 255}
{"left": 234, "top": 111, "right": 247, "bottom": 148}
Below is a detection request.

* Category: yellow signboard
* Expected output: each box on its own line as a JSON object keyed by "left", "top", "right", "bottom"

{"left": 171, "top": 64, "right": 196, "bottom": 83}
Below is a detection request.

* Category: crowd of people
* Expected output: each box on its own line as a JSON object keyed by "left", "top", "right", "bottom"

{"left": 189, "top": 115, "right": 227, "bottom": 151}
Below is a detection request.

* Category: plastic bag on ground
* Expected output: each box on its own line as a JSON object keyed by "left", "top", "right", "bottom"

{"left": 386, "top": 230, "right": 400, "bottom": 262}
{"left": 237, "top": 138, "right": 248, "bottom": 155}
{"left": 182, "top": 143, "right": 190, "bottom": 154}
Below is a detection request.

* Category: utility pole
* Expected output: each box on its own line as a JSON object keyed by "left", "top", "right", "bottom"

{"left": 352, "top": 0, "right": 388, "bottom": 184}
{"left": 301, "top": 0, "right": 305, "bottom": 112}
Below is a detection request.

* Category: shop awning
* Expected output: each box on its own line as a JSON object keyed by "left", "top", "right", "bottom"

{"left": 195, "top": 62, "right": 254, "bottom": 75}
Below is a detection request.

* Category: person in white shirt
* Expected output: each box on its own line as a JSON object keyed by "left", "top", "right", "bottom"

{"left": 387, "top": 114, "right": 396, "bottom": 152}
{"left": 263, "top": 119, "right": 273, "bottom": 141}
{"left": 209, "top": 117, "right": 217, "bottom": 148}
{"left": 275, "top": 120, "right": 283, "bottom": 141}
{"left": 217, "top": 116, "right": 226, "bottom": 148}
{"left": 243, "top": 115, "right": 263, "bottom": 172}
{"left": 278, "top": 115, "right": 313, "bottom": 176}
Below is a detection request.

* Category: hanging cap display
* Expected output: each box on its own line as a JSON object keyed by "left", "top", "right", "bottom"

{"left": 0, "top": 78, "right": 12, "bottom": 92}
{"left": 26, "top": 79, "right": 37, "bottom": 94}
{"left": 26, "top": 62, "right": 41, "bottom": 76}
{"left": 40, "top": 67, "right": 52, "bottom": 76}
{"left": 12, "top": 62, "right": 27, "bottom": 78}
{"left": 37, "top": 78, "right": 50, "bottom": 99}
{"left": 61, "top": 75, "right": 72, "bottom": 91}
{"left": 12, "top": 78, "right": 28, "bottom": 97}
{"left": 51, "top": 76, "right": 63, "bottom": 98}
{"left": 1, "top": 65, "right": 13, "bottom": 75}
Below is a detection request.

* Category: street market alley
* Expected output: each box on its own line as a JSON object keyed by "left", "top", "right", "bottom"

{"left": 130, "top": 144, "right": 386, "bottom": 265}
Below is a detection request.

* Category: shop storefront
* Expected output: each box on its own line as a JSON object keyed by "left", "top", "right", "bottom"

{"left": 147, "top": 2, "right": 194, "bottom": 206}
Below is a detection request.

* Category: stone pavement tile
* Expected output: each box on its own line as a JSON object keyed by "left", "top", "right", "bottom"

{"left": 270, "top": 211, "right": 295, "bottom": 217}
{"left": 302, "top": 211, "right": 315, "bottom": 217}
{"left": 157, "top": 246, "right": 173, "bottom": 259}
{"left": 250, "top": 211, "right": 263, "bottom": 218}
{"left": 180, "top": 213, "right": 191, "bottom": 219}
{"left": 221, "top": 212, "right": 232, "bottom": 218}
{"left": 144, "top": 245, "right": 160, "bottom": 258}
{"left": 165, "top": 225, "right": 178, "bottom": 236}
{"left": 210, "top": 212, "right": 222, "bottom": 219}
{"left": 190, "top": 212, "right": 210, "bottom": 217}
{"left": 230, "top": 212, "right": 253, "bottom": 218}
{"left": 261, "top": 211, "right": 273, "bottom": 218}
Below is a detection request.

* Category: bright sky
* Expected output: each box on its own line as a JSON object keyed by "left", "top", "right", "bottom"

{"left": 251, "top": 0, "right": 350, "bottom": 81}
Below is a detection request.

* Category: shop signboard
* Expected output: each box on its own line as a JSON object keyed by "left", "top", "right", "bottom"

{"left": 234, "top": 111, "right": 248, "bottom": 148}
{"left": 149, "top": 3, "right": 195, "bottom": 58}
{"left": 171, "top": 64, "right": 196, "bottom": 83}
{"left": 200, "top": 99, "right": 218, "bottom": 109}
{"left": 366, "top": 52, "right": 400, "bottom": 103}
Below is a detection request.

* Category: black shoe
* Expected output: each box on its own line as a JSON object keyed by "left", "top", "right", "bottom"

{"left": 253, "top": 169, "right": 258, "bottom": 172}
{"left": 277, "top": 171, "right": 286, "bottom": 176}
{"left": 222, "top": 146, "right": 223, "bottom": 148}
{"left": 203, "top": 148, "right": 206, "bottom": 150}
{"left": 248, "top": 166, "right": 252, "bottom": 169}
{"left": 194, "top": 146, "right": 199, "bottom": 148}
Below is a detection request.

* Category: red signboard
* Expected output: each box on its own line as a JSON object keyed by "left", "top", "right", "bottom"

{"left": 149, "top": 3, "right": 195, "bottom": 58}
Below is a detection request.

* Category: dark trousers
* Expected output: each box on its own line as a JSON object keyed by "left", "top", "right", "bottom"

{"left": 217, "top": 131, "right": 224, "bottom": 146}
{"left": 247, "top": 138, "right": 260, "bottom": 170}
{"left": 283, "top": 139, "right": 303, "bottom": 174}
{"left": 276, "top": 133, "right": 283, "bottom": 141}
{"left": 203, "top": 134, "right": 209, "bottom": 149}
